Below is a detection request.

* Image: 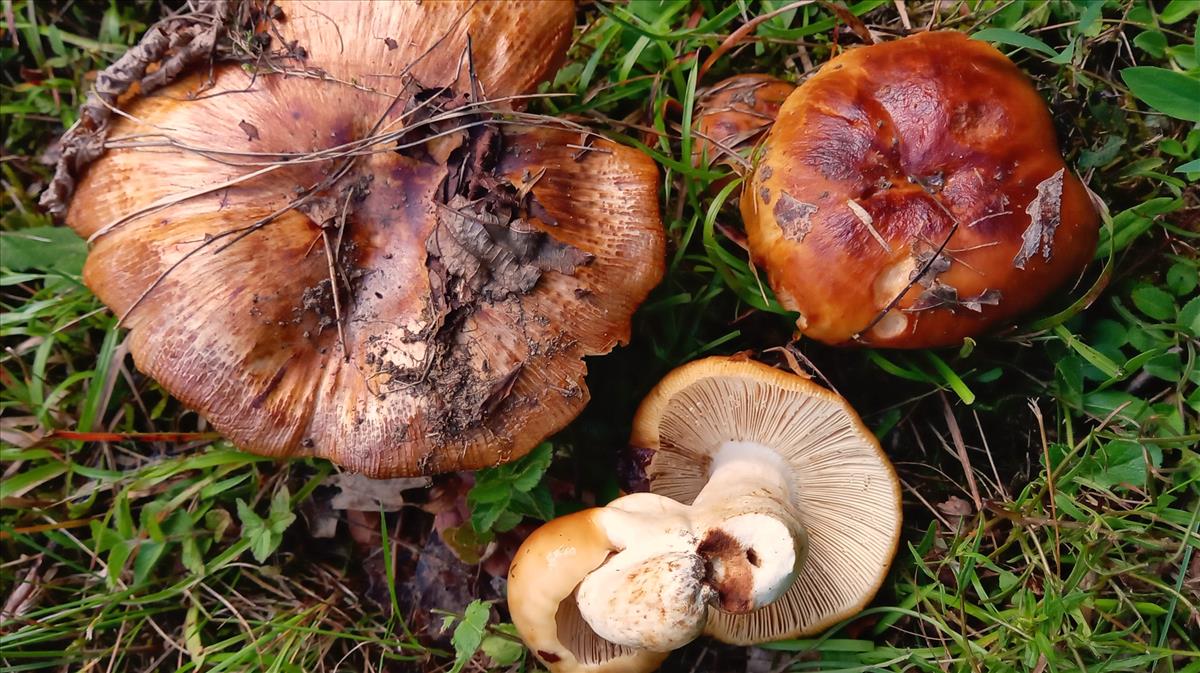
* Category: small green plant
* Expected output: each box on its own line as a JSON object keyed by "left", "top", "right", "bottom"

{"left": 235, "top": 484, "right": 297, "bottom": 563}
{"left": 466, "top": 442, "right": 555, "bottom": 538}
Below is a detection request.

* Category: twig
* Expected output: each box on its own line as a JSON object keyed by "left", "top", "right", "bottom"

{"left": 941, "top": 392, "right": 982, "bottom": 512}
{"left": 1027, "top": 398, "right": 1062, "bottom": 576}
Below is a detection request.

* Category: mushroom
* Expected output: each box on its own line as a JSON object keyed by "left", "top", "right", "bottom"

{"left": 508, "top": 356, "right": 902, "bottom": 670}
{"left": 56, "top": 1, "right": 665, "bottom": 476}
{"left": 742, "top": 31, "right": 1100, "bottom": 348}
{"left": 694, "top": 74, "right": 795, "bottom": 169}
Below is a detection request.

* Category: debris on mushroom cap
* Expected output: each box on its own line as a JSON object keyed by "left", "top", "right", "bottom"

{"left": 694, "top": 74, "right": 795, "bottom": 169}
{"left": 742, "top": 30, "right": 1100, "bottom": 348}
{"left": 58, "top": 0, "right": 666, "bottom": 476}
{"left": 631, "top": 356, "right": 903, "bottom": 645}
{"left": 507, "top": 356, "right": 902, "bottom": 666}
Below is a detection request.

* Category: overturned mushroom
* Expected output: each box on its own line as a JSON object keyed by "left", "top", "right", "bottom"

{"left": 743, "top": 31, "right": 1099, "bottom": 347}
{"left": 508, "top": 356, "right": 902, "bottom": 670}
{"left": 56, "top": 1, "right": 665, "bottom": 476}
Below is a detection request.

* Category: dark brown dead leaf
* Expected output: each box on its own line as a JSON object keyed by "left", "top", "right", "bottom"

{"left": 383, "top": 36, "right": 398, "bottom": 50}
{"left": 1013, "top": 168, "right": 1065, "bottom": 269}
{"left": 911, "top": 281, "right": 1001, "bottom": 313}
{"left": 911, "top": 245, "right": 952, "bottom": 288}
{"left": 415, "top": 532, "right": 478, "bottom": 639}
{"left": 937, "top": 495, "right": 975, "bottom": 517}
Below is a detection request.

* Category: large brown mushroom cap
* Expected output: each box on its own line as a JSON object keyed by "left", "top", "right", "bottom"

{"left": 65, "top": 0, "right": 666, "bottom": 476}
{"left": 742, "top": 31, "right": 1099, "bottom": 348}
{"left": 631, "top": 356, "right": 902, "bottom": 644}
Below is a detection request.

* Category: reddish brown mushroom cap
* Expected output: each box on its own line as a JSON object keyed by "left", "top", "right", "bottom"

{"left": 742, "top": 31, "right": 1099, "bottom": 348}
{"left": 65, "top": 0, "right": 666, "bottom": 476}
{"left": 694, "top": 74, "right": 795, "bottom": 168}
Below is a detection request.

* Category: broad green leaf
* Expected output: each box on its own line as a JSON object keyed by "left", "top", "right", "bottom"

{"left": 480, "top": 625, "right": 524, "bottom": 666}
{"left": 1078, "top": 135, "right": 1123, "bottom": 168}
{"left": 491, "top": 510, "right": 523, "bottom": 534}
{"left": 237, "top": 498, "right": 284, "bottom": 563}
{"left": 1176, "top": 158, "right": 1200, "bottom": 173}
{"left": 971, "top": 28, "right": 1058, "bottom": 56}
{"left": 1076, "top": 440, "right": 1162, "bottom": 490}
{"left": 449, "top": 600, "right": 490, "bottom": 673}
{"left": 1166, "top": 262, "right": 1198, "bottom": 297}
{"left": 467, "top": 478, "right": 511, "bottom": 504}
{"left": 1075, "top": 0, "right": 1104, "bottom": 37}
{"left": 509, "top": 484, "right": 555, "bottom": 522}
{"left": 1133, "top": 30, "right": 1167, "bottom": 59}
{"left": 133, "top": 539, "right": 167, "bottom": 585}
{"left": 469, "top": 494, "right": 510, "bottom": 534}
{"left": 106, "top": 540, "right": 133, "bottom": 589}
{"left": 1179, "top": 296, "right": 1200, "bottom": 336}
{"left": 1160, "top": 0, "right": 1198, "bottom": 23}
{"left": 1120, "top": 67, "right": 1200, "bottom": 122}
{"left": 507, "top": 443, "right": 553, "bottom": 493}
{"left": 1131, "top": 285, "right": 1177, "bottom": 321}
{"left": 0, "top": 227, "right": 88, "bottom": 274}
{"left": 268, "top": 485, "right": 297, "bottom": 535}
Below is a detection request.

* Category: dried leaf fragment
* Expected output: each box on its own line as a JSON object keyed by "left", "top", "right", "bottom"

{"left": 326, "top": 473, "right": 430, "bottom": 512}
{"left": 1013, "top": 168, "right": 1065, "bottom": 270}
{"left": 911, "top": 283, "right": 1001, "bottom": 313}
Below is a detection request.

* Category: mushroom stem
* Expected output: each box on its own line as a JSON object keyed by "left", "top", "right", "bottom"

{"left": 574, "top": 442, "right": 806, "bottom": 650}
{"left": 692, "top": 440, "right": 807, "bottom": 611}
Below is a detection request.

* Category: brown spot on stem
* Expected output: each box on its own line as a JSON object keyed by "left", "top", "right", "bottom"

{"left": 698, "top": 528, "right": 755, "bottom": 614}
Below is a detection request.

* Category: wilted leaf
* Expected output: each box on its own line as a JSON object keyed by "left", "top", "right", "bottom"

{"left": 185, "top": 603, "right": 206, "bottom": 668}
{"left": 416, "top": 534, "right": 478, "bottom": 644}
{"left": 773, "top": 191, "right": 818, "bottom": 242}
{"left": 1013, "top": 169, "right": 1065, "bottom": 269}
{"left": 937, "top": 495, "right": 974, "bottom": 518}
{"left": 325, "top": 473, "right": 429, "bottom": 512}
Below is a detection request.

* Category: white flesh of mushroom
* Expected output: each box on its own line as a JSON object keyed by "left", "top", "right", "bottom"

{"left": 574, "top": 441, "right": 807, "bottom": 651}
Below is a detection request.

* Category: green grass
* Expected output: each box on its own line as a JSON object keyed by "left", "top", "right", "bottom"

{"left": 2, "top": 1, "right": 1198, "bottom": 672}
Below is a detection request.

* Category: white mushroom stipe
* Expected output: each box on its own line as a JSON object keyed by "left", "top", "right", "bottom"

{"left": 702, "top": 513, "right": 799, "bottom": 609}
{"left": 575, "top": 550, "right": 712, "bottom": 652}
{"left": 574, "top": 442, "right": 807, "bottom": 650}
